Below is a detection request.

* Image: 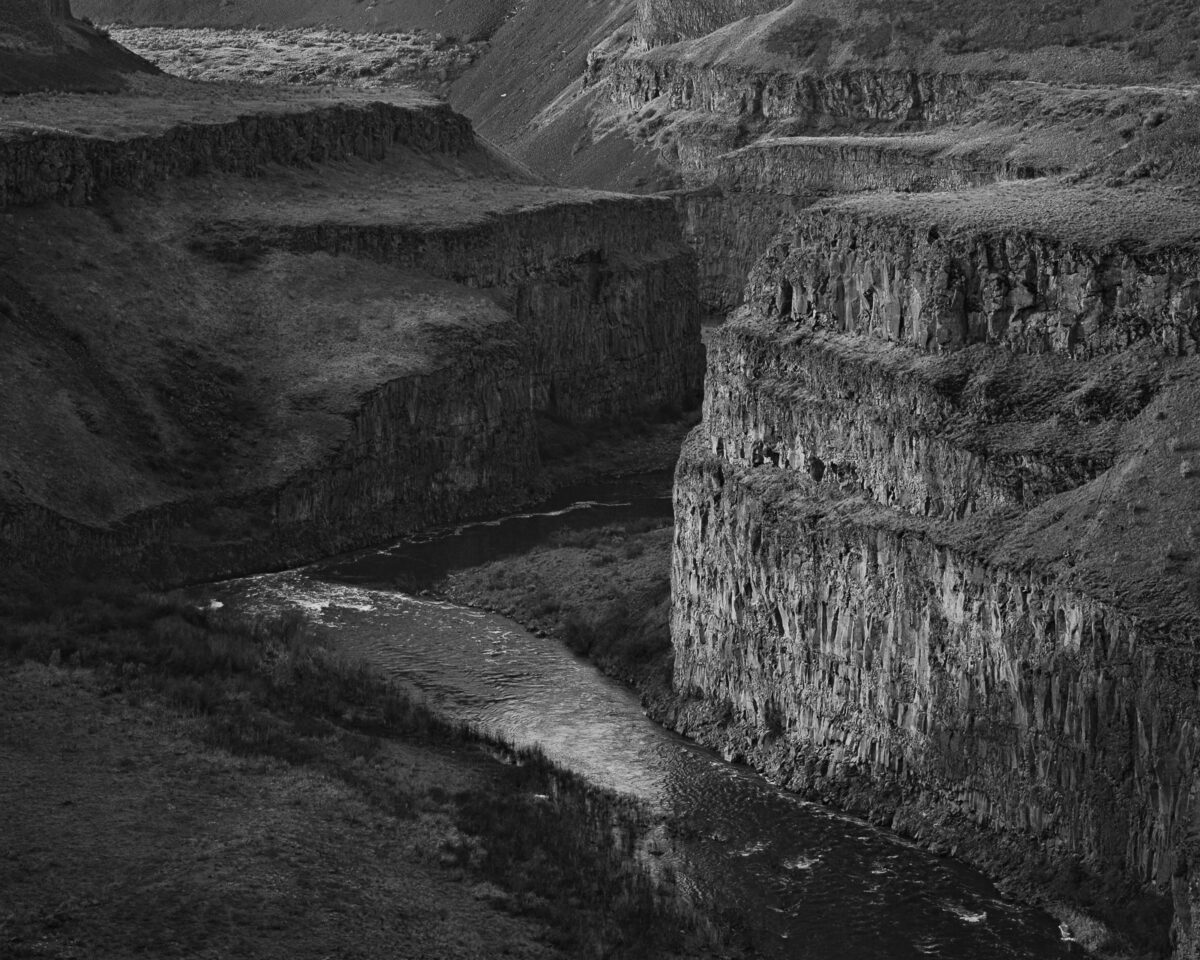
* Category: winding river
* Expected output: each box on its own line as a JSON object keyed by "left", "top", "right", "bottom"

{"left": 207, "top": 475, "right": 1084, "bottom": 959}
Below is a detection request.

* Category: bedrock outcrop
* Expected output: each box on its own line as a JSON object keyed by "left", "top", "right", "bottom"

{"left": 0, "top": 89, "right": 472, "bottom": 207}
{"left": 196, "top": 197, "right": 701, "bottom": 424}
{"left": 669, "top": 185, "right": 1200, "bottom": 955}
{"left": 747, "top": 190, "right": 1200, "bottom": 357}
{"left": 670, "top": 133, "right": 1049, "bottom": 314}
{"left": 0, "top": 87, "right": 702, "bottom": 583}
{"left": 610, "top": 58, "right": 993, "bottom": 128}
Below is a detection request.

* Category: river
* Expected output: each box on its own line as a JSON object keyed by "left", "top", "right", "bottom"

{"left": 206, "top": 474, "right": 1084, "bottom": 959}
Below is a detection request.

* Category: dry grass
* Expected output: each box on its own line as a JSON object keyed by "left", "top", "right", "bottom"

{"left": 636, "top": 0, "right": 1200, "bottom": 83}
{"left": 76, "top": 0, "right": 516, "bottom": 42}
{"left": 111, "top": 26, "right": 485, "bottom": 92}
{"left": 0, "top": 73, "right": 435, "bottom": 139}
{"left": 0, "top": 582, "right": 733, "bottom": 959}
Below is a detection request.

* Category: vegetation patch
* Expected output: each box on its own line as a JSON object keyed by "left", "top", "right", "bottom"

{"left": 0, "top": 577, "right": 734, "bottom": 959}
{"left": 440, "top": 517, "right": 676, "bottom": 696}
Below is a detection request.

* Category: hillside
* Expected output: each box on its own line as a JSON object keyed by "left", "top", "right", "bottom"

{"left": 74, "top": 0, "right": 516, "bottom": 41}
{"left": 0, "top": 0, "right": 157, "bottom": 92}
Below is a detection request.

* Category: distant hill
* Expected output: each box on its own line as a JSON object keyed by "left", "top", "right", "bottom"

{"left": 638, "top": 0, "right": 1200, "bottom": 80}
{"left": 0, "top": 0, "right": 157, "bottom": 93}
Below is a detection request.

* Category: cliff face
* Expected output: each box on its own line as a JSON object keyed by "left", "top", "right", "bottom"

{"left": 610, "top": 58, "right": 994, "bottom": 128}
{"left": 672, "top": 136, "right": 1049, "bottom": 315}
{"left": 673, "top": 189, "right": 809, "bottom": 316}
{"left": 0, "top": 89, "right": 702, "bottom": 582}
{"left": 669, "top": 186, "right": 1200, "bottom": 954}
{"left": 197, "top": 196, "right": 701, "bottom": 425}
{"left": 748, "top": 206, "right": 1200, "bottom": 358}
{"left": 706, "top": 136, "right": 1047, "bottom": 194}
{"left": 0, "top": 98, "right": 474, "bottom": 207}
{"left": 670, "top": 438, "right": 1194, "bottom": 951}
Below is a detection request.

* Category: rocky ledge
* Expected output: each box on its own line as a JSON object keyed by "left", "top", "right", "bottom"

{"left": 0, "top": 88, "right": 702, "bottom": 583}
{"left": 670, "top": 181, "right": 1200, "bottom": 957}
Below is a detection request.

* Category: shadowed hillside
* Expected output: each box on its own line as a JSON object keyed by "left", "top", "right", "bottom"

{"left": 0, "top": 0, "right": 157, "bottom": 92}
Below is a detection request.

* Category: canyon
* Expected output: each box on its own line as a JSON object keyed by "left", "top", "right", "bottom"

{"left": 7, "top": 0, "right": 1200, "bottom": 957}
{"left": 0, "top": 68, "right": 702, "bottom": 583}
{"left": 442, "top": 1, "right": 1200, "bottom": 955}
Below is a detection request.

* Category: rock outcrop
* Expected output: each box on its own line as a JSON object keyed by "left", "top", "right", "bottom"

{"left": 748, "top": 197, "right": 1200, "bottom": 358}
{"left": 610, "top": 58, "right": 995, "bottom": 128}
{"left": 669, "top": 182, "right": 1200, "bottom": 954}
{"left": 0, "top": 87, "right": 702, "bottom": 583}
{"left": 0, "top": 94, "right": 473, "bottom": 207}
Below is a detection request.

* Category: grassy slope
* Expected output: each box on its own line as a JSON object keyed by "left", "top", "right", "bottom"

{"left": 449, "top": 0, "right": 679, "bottom": 190}
{"left": 636, "top": 0, "right": 1200, "bottom": 83}
{"left": 0, "top": 90, "right": 646, "bottom": 536}
{"left": 108, "top": 26, "right": 486, "bottom": 91}
{"left": 441, "top": 519, "right": 677, "bottom": 697}
{"left": 0, "top": 584, "right": 729, "bottom": 960}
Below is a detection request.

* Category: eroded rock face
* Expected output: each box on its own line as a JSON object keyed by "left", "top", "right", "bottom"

{"left": 670, "top": 201, "right": 1200, "bottom": 952}
{"left": 0, "top": 100, "right": 473, "bottom": 207}
{"left": 199, "top": 196, "right": 702, "bottom": 424}
{"left": 749, "top": 210, "right": 1200, "bottom": 357}
{"left": 611, "top": 59, "right": 993, "bottom": 128}
{"left": 702, "top": 313, "right": 1159, "bottom": 519}
{"left": 670, "top": 437, "right": 1191, "bottom": 951}
{"left": 0, "top": 99, "right": 703, "bottom": 583}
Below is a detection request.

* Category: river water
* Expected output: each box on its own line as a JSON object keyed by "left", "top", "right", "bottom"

{"left": 206, "top": 475, "right": 1084, "bottom": 959}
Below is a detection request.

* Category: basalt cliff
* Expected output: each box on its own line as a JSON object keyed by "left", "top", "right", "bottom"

{"left": 445, "top": 0, "right": 1200, "bottom": 955}
{"left": 0, "top": 3, "right": 703, "bottom": 583}
{"left": 11, "top": 0, "right": 1200, "bottom": 956}
{"left": 540, "top": 3, "right": 1200, "bottom": 957}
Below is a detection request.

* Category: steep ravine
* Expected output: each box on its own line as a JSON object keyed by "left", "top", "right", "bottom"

{"left": 668, "top": 192, "right": 1200, "bottom": 957}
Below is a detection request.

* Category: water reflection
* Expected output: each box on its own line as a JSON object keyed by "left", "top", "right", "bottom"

{"left": 208, "top": 569, "right": 1081, "bottom": 960}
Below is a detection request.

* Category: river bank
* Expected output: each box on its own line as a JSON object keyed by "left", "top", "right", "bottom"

{"left": 438, "top": 515, "right": 675, "bottom": 702}
{"left": 434, "top": 508, "right": 1120, "bottom": 956}
{"left": 0, "top": 581, "right": 744, "bottom": 960}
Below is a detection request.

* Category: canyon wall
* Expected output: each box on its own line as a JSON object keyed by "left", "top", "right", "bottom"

{"left": 748, "top": 206, "right": 1200, "bottom": 357}
{"left": 669, "top": 193, "right": 1200, "bottom": 954}
{"left": 0, "top": 96, "right": 702, "bottom": 583}
{"left": 0, "top": 330, "right": 540, "bottom": 583}
{"left": 669, "top": 135, "right": 1049, "bottom": 314}
{"left": 610, "top": 59, "right": 995, "bottom": 127}
{"left": 207, "top": 198, "right": 702, "bottom": 423}
{"left": 673, "top": 188, "right": 809, "bottom": 315}
{"left": 0, "top": 99, "right": 473, "bottom": 207}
